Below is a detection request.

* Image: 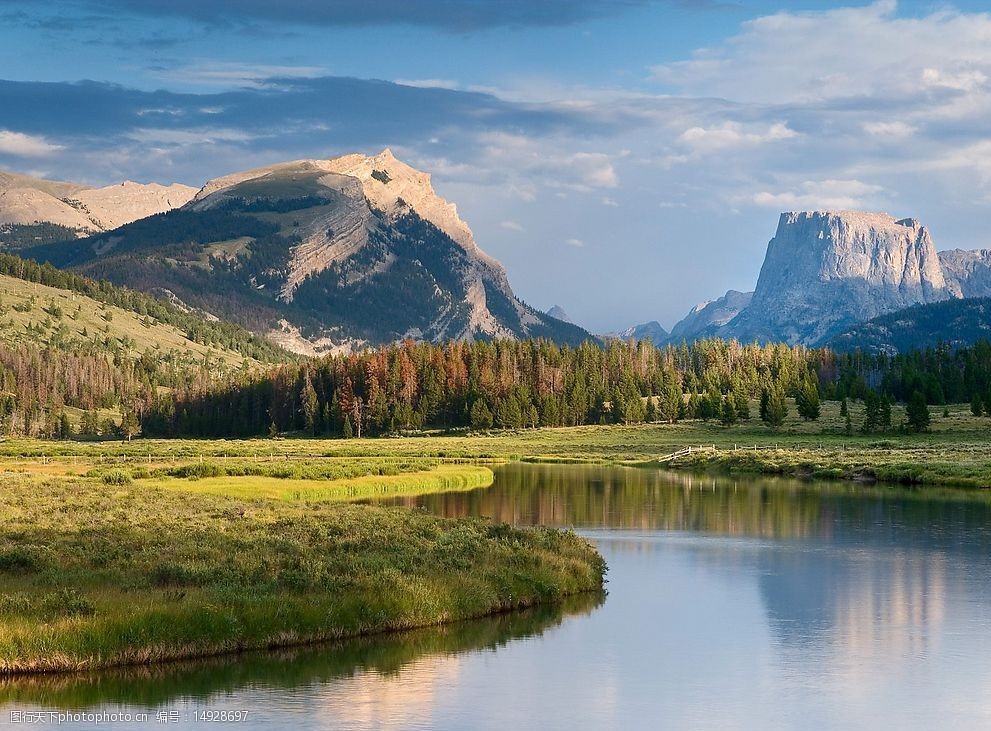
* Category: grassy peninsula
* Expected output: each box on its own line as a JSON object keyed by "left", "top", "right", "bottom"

{"left": 0, "top": 461, "right": 604, "bottom": 675}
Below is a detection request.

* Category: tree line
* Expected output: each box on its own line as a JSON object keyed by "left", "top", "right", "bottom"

{"left": 142, "top": 336, "right": 979, "bottom": 439}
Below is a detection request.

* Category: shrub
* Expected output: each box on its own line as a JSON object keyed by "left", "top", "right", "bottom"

{"left": 101, "top": 469, "right": 132, "bottom": 485}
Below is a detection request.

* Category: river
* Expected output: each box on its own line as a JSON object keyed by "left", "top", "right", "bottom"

{"left": 4, "top": 463, "right": 991, "bottom": 729}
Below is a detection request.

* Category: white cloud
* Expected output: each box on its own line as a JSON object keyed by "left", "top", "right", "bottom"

{"left": 677, "top": 122, "right": 797, "bottom": 153}
{"left": 751, "top": 179, "right": 885, "bottom": 211}
{"left": 125, "top": 127, "right": 259, "bottom": 145}
{"left": 564, "top": 238, "right": 585, "bottom": 247}
{"left": 650, "top": 1, "right": 991, "bottom": 107}
{"left": 601, "top": 197, "right": 619, "bottom": 207}
{"left": 159, "top": 63, "right": 327, "bottom": 88}
{"left": 0, "top": 130, "right": 62, "bottom": 157}
{"left": 395, "top": 78, "right": 460, "bottom": 90}
{"left": 862, "top": 121, "right": 916, "bottom": 139}
{"left": 500, "top": 220, "right": 524, "bottom": 231}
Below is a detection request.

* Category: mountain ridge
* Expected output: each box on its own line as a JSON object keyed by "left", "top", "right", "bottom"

{"left": 21, "top": 151, "right": 590, "bottom": 353}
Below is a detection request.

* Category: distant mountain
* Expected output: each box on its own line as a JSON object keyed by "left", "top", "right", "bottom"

{"left": 0, "top": 170, "right": 195, "bottom": 246}
{"left": 830, "top": 297, "right": 991, "bottom": 353}
{"left": 668, "top": 289, "right": 752, "bottom": 343}
{"left": 666, "top": 211, "right": 991, "bottom": 348}
{"left": 24, "top": 150, "right": 590, "bottom": 354}
{"left": 546, "top": 305, "right": 572, "bottom": 323}
{"left": 607, "top": 321, "right": 669, "bottom": 343}
{"left": 724, "top": 211, "right": 951, "bottom": 345}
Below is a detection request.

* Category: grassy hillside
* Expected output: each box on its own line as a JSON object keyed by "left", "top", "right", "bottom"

{"left": 0, "top": 273, "right": 256, "bottom": 368}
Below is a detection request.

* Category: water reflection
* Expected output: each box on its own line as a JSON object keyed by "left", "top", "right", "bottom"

{"left": 8, "top": 464, "right": 991, "bottom": 730}
{"left": 0, "top": 594, "right": 602, "bottom": 712}
{"left": 385, "top": 462, "right": 991, "bottom": 548}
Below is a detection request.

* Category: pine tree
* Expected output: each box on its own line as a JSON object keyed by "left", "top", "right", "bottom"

{"left": 301, "top": 373, "right": 319, "bottom": 435}
{"left": 720, "top": 397, "right": 737, "bottom": 426}
{"left": 733, "top": 389, "right": 750, "bottom": 420}
{"left": 840, "top": 398, "right": 849, "bottom": 417}
{"left": 342, "top": 414, "right": 354, "bottom": 439}
{"left": 470, "top": 399, "right": 493, "bottom": 430}
{"left": 861, "top": 390, "right": 880, "bottom": 434}
{"left": 795, "top": 377, "right": 821, "bottom": 421}
{"left": 644, "top": 396, "right": 657, "bottom": 423}
{"left": 972, "top": 392, "right": 983, "bottom": 417}
{"left": 879, "top": 394, "right": 892, "bottom": 431}
{"left": 760, "top": 386, "right": 787, "bottom": 428}
{"left": 906, "top": 391, "right": 930, "bottom": 433}
{"left": 57, "top": 412, "right": 73, "bottom": 440}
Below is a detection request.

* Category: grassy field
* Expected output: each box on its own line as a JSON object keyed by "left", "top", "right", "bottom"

{"left": 2, "top": 399, "right": 989, "bottom": 488}
{"left": 0, "top": 460, "right": 603, "bottom": 674}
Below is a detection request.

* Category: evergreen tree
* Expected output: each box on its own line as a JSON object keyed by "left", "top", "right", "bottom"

{"left": 470, "top": 399, "right": 493, "bottom": 430}
{"left": 720, "top": 397, "right": 737, "bottom": 426}
{"left": 342, "top": 414, "right": 354, "bottom": 439}
{"left": 301, "top": 373, "right": 319, "bottom": 435}
{"left": 906, "top": 391, "right": 931, "bottom": 432}
{"left": 972, "top": 392, "right": 983, "bottom": 417}
{"left": 840, "top": 398, "right": 849, "bottom": 417}
{"left": 733, "top": 389, "right": 750, "bottom": 420}
{"left": 795, "top": 376, "right": 821, "bottom": 421}
{"left": 760, "top": 386, "right": 787, "bottom": 428}
{"left": 644, "top": 396, "right": 657, "bottom": 424}
{"left": 57, "top": 412, "right": 73, "bottom": 440}
{"left": 861, "top": 390, "right": 881, "bottom": 434}
{"left": 879, "top": 394, "right": 892, "bottom": 431}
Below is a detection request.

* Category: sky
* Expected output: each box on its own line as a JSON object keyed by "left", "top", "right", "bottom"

{"left": 3, "top": 0, "right": 991, "bottom": 333}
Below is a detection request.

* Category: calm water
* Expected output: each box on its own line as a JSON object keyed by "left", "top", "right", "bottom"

{"left": 5, "top": 464, "right": 991, "bottom": 730}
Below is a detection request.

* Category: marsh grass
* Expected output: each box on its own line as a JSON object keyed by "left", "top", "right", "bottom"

{"left": 148, "top": 464, "right": 495, "bottom": 502}
{"left": 0, "top": 473, "right": 604, "bottom": 674}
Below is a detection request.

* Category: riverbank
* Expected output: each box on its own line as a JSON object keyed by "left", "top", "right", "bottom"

{"left": 0, "top": 466, "right": 604, "bottom": 675}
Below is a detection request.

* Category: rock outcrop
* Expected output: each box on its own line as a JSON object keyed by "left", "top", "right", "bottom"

{"left": 610, "top": 321, "right": 669, "bottom": 344}
{"left": 546, "top": 305, "right": 572, "bottom": 323}
{"left": 939, "top": 249, "right": 991, "bottom": 298}
{"left": 666, "top": 211, "right": 956, "bottom": 346}
{"left": 0, "top": 170, "right": 196, "bottom": 234}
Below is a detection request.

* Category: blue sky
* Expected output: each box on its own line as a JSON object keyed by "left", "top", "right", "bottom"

{"left": 3, "top": 1, "right": 991, "bottom": 332}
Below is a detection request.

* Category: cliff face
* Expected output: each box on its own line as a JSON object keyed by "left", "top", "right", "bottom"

{"left": 716, "top": 211, "right": 953, "bottom": 345}
{"left": 939, "top": 248, "right": 991, "bottom": 298}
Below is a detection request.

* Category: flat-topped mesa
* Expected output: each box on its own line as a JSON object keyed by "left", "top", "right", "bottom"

{"left": 667, "top": 210, "right": 961, "bottom": 347}
{"left": 754, "top": 210, "right": 947, "bottom": 295}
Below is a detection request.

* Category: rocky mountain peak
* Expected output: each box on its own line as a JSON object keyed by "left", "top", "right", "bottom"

{"left": 0, "top": 170, "right": 196, "bottom": 234}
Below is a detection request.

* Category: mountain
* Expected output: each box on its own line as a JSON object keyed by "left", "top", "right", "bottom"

{"left": 606, "top": 321, "right": 669, "bottom": 343}
{"left": 0, "top": 170, "right": 196, "bottom": 246}
{"left": 546, "top": 305, "right": 572, "bottom": 323}
{"left": 938, "top": 249, "right": 991, "bottom": 298}
{"left": 830, "top": 297, "right": 991, "bottom": 353}
{"left": 724, "top": 211, "right": 951, "bottom": 345}
{"left": 667, "top": 289, "right": 753, "bottom": 343}
{"left": 667, "top": 210, "right": 991, "bottom": 347}
{"left": 24, "top": 150, "right": 590, "bottom": 354}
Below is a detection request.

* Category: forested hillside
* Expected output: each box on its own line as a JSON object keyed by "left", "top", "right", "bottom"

{"left": 0, "top": 254, "right": 291, "bottom": 437}
{"left": 830, "top": 297, "right": 991, "bottom": 353}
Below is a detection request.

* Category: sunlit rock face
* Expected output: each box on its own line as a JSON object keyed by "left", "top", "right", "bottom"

{"left": 713, "top": 211, "right": 953, "bottom": 346}
{"left": 0, "top": 170, "right": 196, "bottom": 233}
{"left": 939, "top": 248, "right": 991, "bottom": 298}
